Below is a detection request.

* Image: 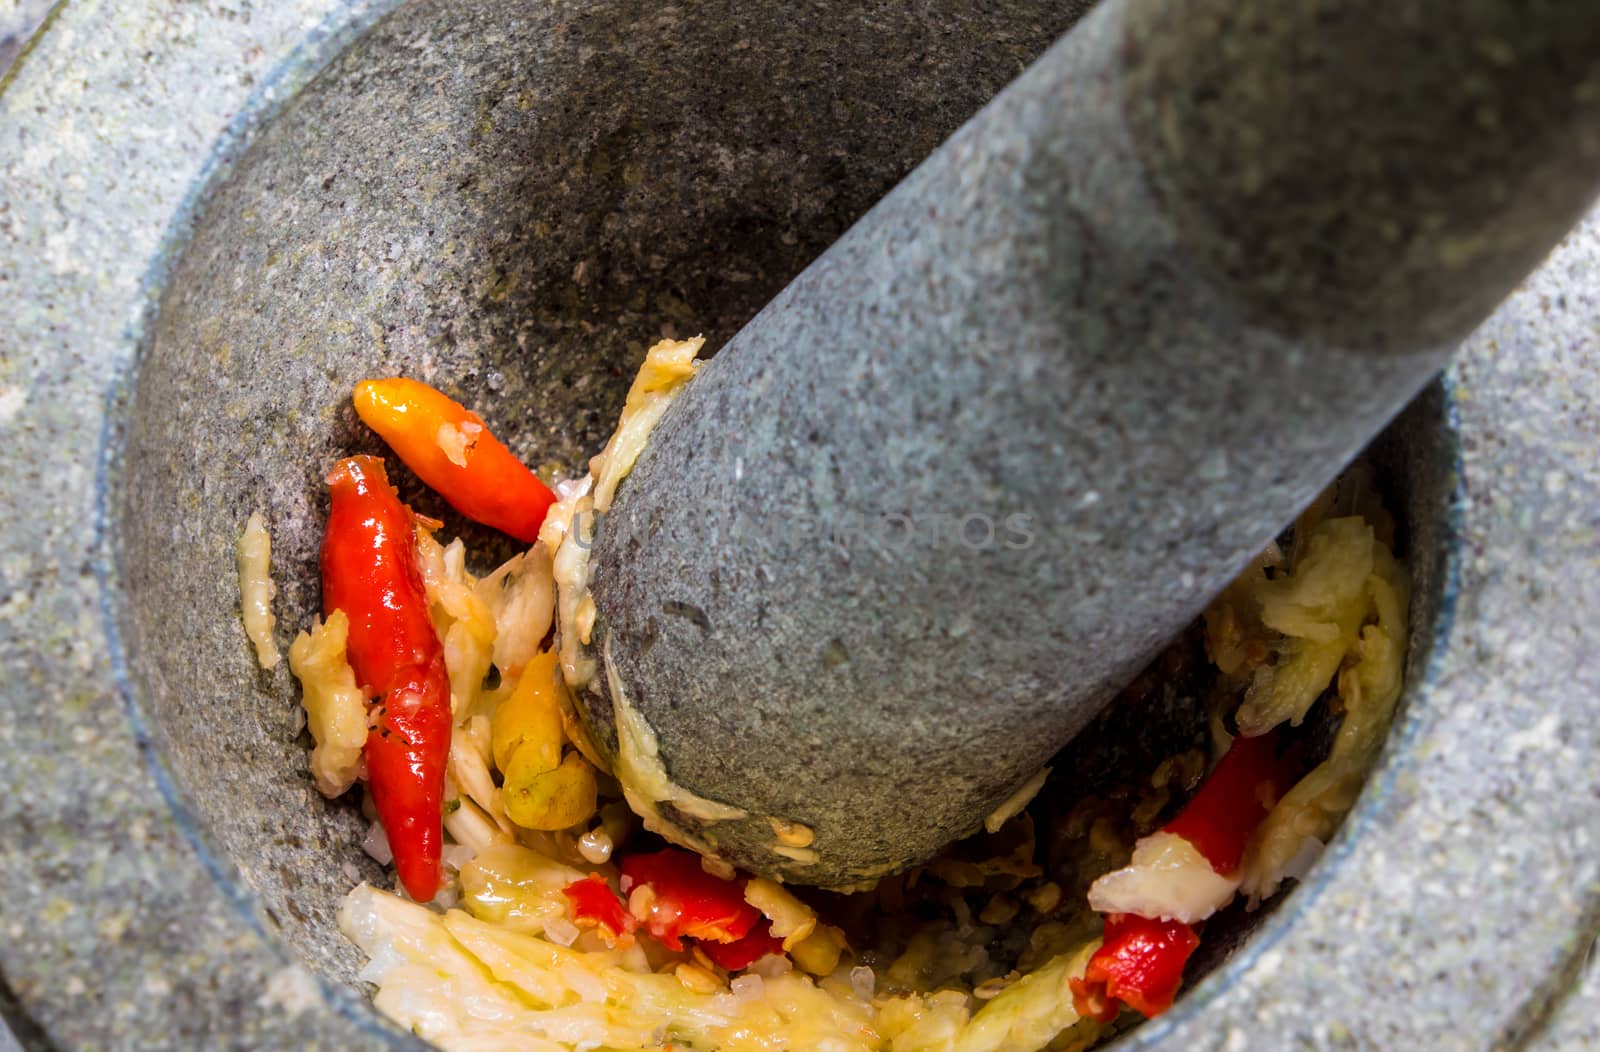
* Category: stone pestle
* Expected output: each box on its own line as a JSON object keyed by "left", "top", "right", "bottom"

{"left": 564, "top": 0, "right": 1600, "bottom": 888}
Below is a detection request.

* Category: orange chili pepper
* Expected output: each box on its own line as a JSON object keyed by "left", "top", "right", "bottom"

{"left": 352, "top": 378, "right": 556, "bottom": 542}
{"left": 322, "top": 455, "right": 451, "bottom": 902}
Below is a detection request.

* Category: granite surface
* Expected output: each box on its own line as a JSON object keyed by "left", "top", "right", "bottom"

{"left": 1122, "top": 0, "right": 1600, "bottom": 353}
{"left": 0, "top": 0, "right": 52, "bottom": 75}
{"left": 2, "top": 1, "right": 56, "bottom": 1042}
{"left": 0, "top": 3, "right": 424, "bottom": 1047}
{"left": 0, "top": 1, "right": 1595, "bottom": 1050}
{"left": 581, "top": 0, "right": 1591, "bottom": 887}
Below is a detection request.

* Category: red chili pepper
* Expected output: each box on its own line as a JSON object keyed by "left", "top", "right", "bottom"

{"left": 562, "top": 873, "right": 638, "bottom": 945}
{"left": 322, "top": 455, "right": 451, "bottom": 902}
{"left": 1163, "top": 730, "right": 1293, "bottom": 875}
{"left": 1070, "top": 913, "right": 1200, "bottom": 1022}
{"left": 618, "top": 849, "right": 761, "bottom": 951}
{"left": 697, "top": 921, "right": 785, "bottom": 971}
{"left": 352, "top": 378, "right": 556, "bottom": 543}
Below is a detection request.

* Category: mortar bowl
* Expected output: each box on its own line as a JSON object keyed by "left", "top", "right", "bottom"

{"left": 1, "top": 1, "right": 1596, "bottom": 1049}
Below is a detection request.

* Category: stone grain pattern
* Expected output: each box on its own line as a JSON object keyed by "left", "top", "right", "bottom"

{"left": 0, "top": 0, "right": 1092, "bottom": 1047}
{"left": 0, "top": 2, "right": 421, "bottom": 1048}
{"left": 0, "top": 0, "right": 53, "bottom": 74}
{"left": 584, "top": 0, "right": 1600, "bottom": 885}
{"left": 3, "top": 7, "right": 60, "bottom": 1052}
{"left": 0, "top": 1, "right": 1595, "bottom": 1051}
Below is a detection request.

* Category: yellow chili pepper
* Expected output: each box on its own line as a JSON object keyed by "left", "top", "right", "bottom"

{"left": 490, "top": 651, "right": 564, "bottom": 774}
{"left": 503, "top": 750, "right": 598, "bottom": 831}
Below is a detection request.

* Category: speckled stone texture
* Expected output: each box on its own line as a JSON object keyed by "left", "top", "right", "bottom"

{"left": 584, "top": 0, "right": 1600, "bottom": 887}
{"left": 1122, "top": 0, "right": 1600, "bottom": 353}
{"left": 0, "top": 7, "right": 61, "bottom": 1046}
{"left": 0, "top": 0, "right": 52, "bottom": 76}
{"left": 0, "top": 2, "right": 1595, "bottom": 1051}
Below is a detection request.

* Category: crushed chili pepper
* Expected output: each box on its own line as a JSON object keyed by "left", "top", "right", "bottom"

{"left": 352, "top": 377, "right": 556, "bottom": 543}
{"left": 322, "top": 455, "right": 451, "bottom": 902}
{"left": 619, "top": 848, "right": 760, "bottom": 951}
{"left": 562, "top": 873, "right": 637, "bottom": 946}
{"left": 1070, "top": 913, "right": 1200, "bottom": 1022}
{"left": 697, "top": 921, "right": 785, "bottom": 972}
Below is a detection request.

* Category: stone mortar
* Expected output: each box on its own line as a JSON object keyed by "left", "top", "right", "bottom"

{"left": 0, "top": 1, "right": 1594, "bottom": 1050}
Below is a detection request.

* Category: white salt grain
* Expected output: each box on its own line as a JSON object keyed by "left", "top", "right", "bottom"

{"left": 362, "top": 821, "right": 393, "bottom": 865}
{"left": 356, "top": 938, "right": 406, "bottom": 985}
{"left": 543, "top": 915, "right": 580, "bottom": 947}
{"left": 441, "top": 843, "right": 477, "bottom": 871}
{"left": 750, "top": 953, "right": 793, "bottom": 979}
